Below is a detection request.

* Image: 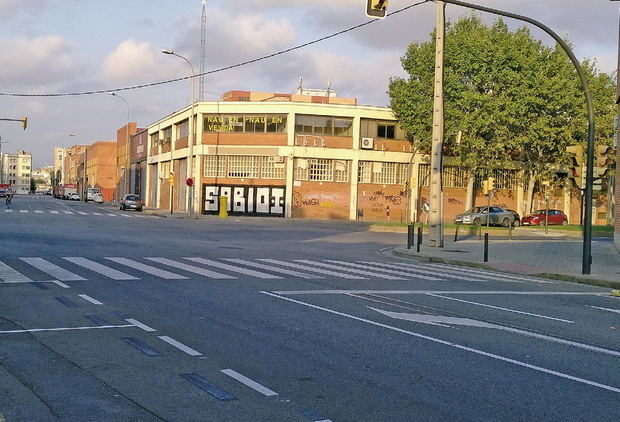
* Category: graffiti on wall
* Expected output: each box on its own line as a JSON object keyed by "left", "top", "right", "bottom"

{"left": 448, "top": 197, "right": 463, "bottom": 206}
{"left": 293, "top": 191, "right": 345, "bottom": 208}
{"left": 203, "top": 185, "right": 285, "bottom": 217}
{"left": 367, "top": 190, "right": 404, "bottom": 212}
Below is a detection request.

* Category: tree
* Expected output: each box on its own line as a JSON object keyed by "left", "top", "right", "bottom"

{"left": 388, "top": 15, "right": 614, "bottom": 213}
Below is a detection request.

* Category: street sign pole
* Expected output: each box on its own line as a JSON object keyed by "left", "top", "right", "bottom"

{"left": 428, "top": 1, "right": 446, "bottom": 248}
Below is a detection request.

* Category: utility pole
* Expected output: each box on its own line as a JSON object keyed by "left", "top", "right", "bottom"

{"left": 0, "top": 137, "right": 9, "bottom": 184}
{"left": 199, "top": 0, "right": 207, "bottom": 101}
{"left": 428, "top": 1, "right": 446, "bottom": 247}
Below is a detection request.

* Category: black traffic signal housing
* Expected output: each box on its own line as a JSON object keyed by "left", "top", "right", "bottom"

{"left": 565, "top": 145, "right": 584, "bottom": 189}
{"left": 22, "top": 117, "right": 28, "bottom": 130}
{"left": 366, "top": 0, "right": 388, "bottom": 19}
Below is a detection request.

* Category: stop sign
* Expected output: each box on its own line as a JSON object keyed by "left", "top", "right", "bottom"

{"left": 186, "top": 177, "right": 194, "bottom": 187}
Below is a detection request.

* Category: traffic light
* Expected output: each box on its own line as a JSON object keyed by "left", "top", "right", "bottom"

{"left": 593, "top": 145, "right": 615, "bottom": 191}
{"left": 487, "top": 177, "right": 495, "bottom": 191}
{"left": 482, "top": 180, "right": 489, "bottom": 195}
{"left": 565, "top": 145, "right": 584, "bottom": 189}
{"left": 22, "top": 117, "right": 27, "bottom": 130}
{"left": 366, "top": 0, "right": 388, "bottom": 19}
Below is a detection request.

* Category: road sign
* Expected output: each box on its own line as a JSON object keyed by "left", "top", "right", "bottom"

{"left": 186, "top": 178, "right": 194, "bottom": 187}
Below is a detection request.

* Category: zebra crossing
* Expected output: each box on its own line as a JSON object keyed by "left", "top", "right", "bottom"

{"left": 3, "top": 209, "right": 145, "bottom": 218}
{"left": 0, "top": 257, "right": 554, "bottom": 285}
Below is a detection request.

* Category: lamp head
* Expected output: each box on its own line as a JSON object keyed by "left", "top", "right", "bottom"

{"left": 162, "top": 49, "right": 174, "bottom": 55}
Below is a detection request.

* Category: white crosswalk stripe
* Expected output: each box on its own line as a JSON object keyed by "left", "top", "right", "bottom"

{"left": 359, "top": 261, "right": 487, "bottom": 282}
{"left": 20, "top": 257, "right": 86, "bottom": 281}
{"left": 20, "top": 210, "right": 28, "bottom": 213}
{"left": 4, "top": 209, "right": 12, "bottom": 213}
{"left": 34, "top": 210, "right": 43, "bottom": 214}
{"left": 295, "top": 260, "right": 406, "bottom": 280}
{"left": 49, "top": 210, "right": 59, "bottom": 214}
{"left": 185, "top": 258, "right": 283, "bottom": 279}
{"left": 63, "top": 210, "right": 73, "bottom": 214}
{"left": 423, "top": 263, "right": 554, "bottom": 284}
{"left": 63, "top": 257, "right": 139, "bottom": 280}
{"left": 0, "top": 261, "right": 32, "bottom": 282}
{"left": 222, "top": 259, "right": 322, "bottom": 279}
{"left": 77, "top": 211, "right": 89, "bottom": 215}
{"left": 258, "top": 259, "right": 366, "bottom": 279}
{"left": 145, "top": 257, "right": 236, "bottom": 279}
{"left": 105, "top": 257, "right": 188, "bottom": 280}
{"left": 326, "top": 260, "right": 446, "bottom": 281}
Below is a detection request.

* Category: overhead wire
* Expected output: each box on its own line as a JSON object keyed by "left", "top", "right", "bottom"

{"left": 0, "top": 0, "right": 431, "bottom": 98}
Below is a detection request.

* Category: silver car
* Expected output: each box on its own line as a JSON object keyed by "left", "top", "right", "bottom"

{"left": 454, "top": 206, "right": 515, "bottom": 227}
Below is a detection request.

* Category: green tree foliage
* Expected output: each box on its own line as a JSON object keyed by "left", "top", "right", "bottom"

{"left": 388, "top": 15, "right": 615, "bottom": 211}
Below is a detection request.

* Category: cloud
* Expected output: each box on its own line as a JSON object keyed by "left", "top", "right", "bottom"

{"left": 0, "top": 0, "right": 41, "bottom": 21}
{"left": 0, "top": 35, "right": 80, "bottom": 88}
{"left": 101, "top": 39, "right": 183, "bottom": 83}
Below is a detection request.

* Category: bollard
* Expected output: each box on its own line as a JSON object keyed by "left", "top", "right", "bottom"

{"left": 508, "top": 222, "right": 513, "bottom": 240}
{"left": 407, "top": 224, "right": 413, "bottom": 249}
{"left": 219, "top": 196, "right": 228, "bottom": 218}
{"left": 416, "top": 226, "right": 422, "bottom": 253}
{"left": 483, "top": 233, "right": 489, "bottom": 262}
{"left": 454, "top": 223, "right": 460, "bottom": 242}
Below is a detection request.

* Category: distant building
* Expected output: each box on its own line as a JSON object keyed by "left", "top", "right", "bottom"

{"left": 31, "top": 166, "right": 54, "bottom": 192}
{"left": 0, "top": 150, "right": 32, "bottom": 194}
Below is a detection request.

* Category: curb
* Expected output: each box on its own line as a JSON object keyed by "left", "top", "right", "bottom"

{"left": 391, "top": 248, "right": 620, "bottom": 290}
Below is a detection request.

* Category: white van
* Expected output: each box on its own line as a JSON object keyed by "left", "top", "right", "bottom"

{"left": 86, "top": 187, "right": 101, "bottom": 202}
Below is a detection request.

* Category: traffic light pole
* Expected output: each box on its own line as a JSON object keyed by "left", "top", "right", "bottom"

{"left": 437, "top": 0, "right": 596, "bottom": 274}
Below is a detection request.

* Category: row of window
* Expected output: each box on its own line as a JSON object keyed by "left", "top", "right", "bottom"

{"left": 203, "top": 114, "right": 288, "bottom": 134}
{"left": 203, "top": 155, "right": 285, "bottom": 179}
{"left": 417, "top": 165, "right": 517, "bottom": 190}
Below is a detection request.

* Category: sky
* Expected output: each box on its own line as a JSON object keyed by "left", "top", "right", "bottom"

{"left": 0, "top": 0, "right": 618, "bottom": 168}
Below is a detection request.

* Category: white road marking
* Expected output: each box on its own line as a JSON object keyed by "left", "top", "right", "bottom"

{"left": 158, "top": 336, "right": 202, "bottom": 356}
{"left": 426, "top": 293, "right": 574, "bottom": 323}
{"left": 261, "top": 291, "right": 620, "bottom": 394}
{"left": 360, "top": 261, "right": 485, "bottom": 282}
{"left": 270, "top": 290, "right": 602, "bottom": 296}
{"left": 223, "top": 259, "right": 322, "bottom": 279}
{"left": 295, "top": 260, "right": 406, "bottom": 280}
{"left": 145, "top": 258, "right": 236, "bottom": 279}
{"left": 49, "top": 210, "right": 59, "bottom": 214}
{"left": 4, "top": 209, "right": 12, "bottom": 213}
{"left": 20, "top": 210, "right": 28, "bottom": 213}
{"left": 424, "top": 263, "right": 554, "bottom": 284}
{"left": 63, "top": 257, "right": 139, "bottom": 280}
{"left": 125, "top": 318, "right": 156, "bottom": 332}
{"left": 371, "top": 307, "right": 619, "bottom": 357}
{"left": 51, "top": 280, "right": 70, "bottom": 288}
{"left": 0, "top": 324, "right": 134, "bottom": 334}
{"left": 258, "top": 259, "right": 365, "bottom": 279}
{"left": 327, "top": 260, "right": 445, "bottom": 281}
{"left": 588, "top": 305, "right": 620, "bottom": 314}
{"left": 78, "top": 294, "right": 103, "bottom": 305}
{"left": 20, "top": 257, "right": 87, "bottom": 281}
{"left": 106, "top": 213, "right": 116, "bottom": 216}
{"left": 185, "top": 258, "right": 282, "bottom": 279}
{"left": 220, "top": 369, "right": 278, "bottom": 396}
{"left": 63, "top": 210, "right": 73, "bottom": 214}
{"left": 77, "top": 211, "right": 89, "bottom": 215}
{"left": 105, "top": 257, "right": 188, "bottom": 280}
{"left": 0, "top": 261, "right": 32, "bottom": 283}
{"left": 91, "top": 212, "right": 104, "bottom": 216}
{"left": 34, "top": 210, "right": 43, "bottom": 214}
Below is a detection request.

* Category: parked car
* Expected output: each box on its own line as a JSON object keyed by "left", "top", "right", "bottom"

{"left": 521, "top": 209, "right": 568, "bottom": 226}
{"left": 68, "top": 192, "right": 81, "bottom": 201}
{"left": 454, "top": 206, "right": 515, "bottom": 227}
{"left": 507, "top": 209, "right": 521, "bottom": 227}
{"left": 120, "top": 194, "right": 143, "bottom": 211}
{"left": 92, "top": 193, "right": 104, "bottom": 203}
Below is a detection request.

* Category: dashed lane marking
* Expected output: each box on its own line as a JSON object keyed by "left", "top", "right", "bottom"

{"left": 158, "top": 336, "right": 202, "bottom": 356}
{"left": 220, "top": 369, "right": 278, "bottom": 397}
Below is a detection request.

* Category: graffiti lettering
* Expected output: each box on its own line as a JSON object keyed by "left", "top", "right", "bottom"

{"left": 448, "top": 198, "right": 463, "bottom": 205}
{"left": 203, "top": 185, "right": 285, "bottom": 217}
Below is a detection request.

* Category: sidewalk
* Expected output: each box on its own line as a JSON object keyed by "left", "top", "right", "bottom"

{"left": 394, "top": 236, "right": 620, "bottom": 289}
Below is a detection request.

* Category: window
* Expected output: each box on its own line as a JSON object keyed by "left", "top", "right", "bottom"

{"left": 418, "top": 164, "right": 430, "bottom": 186}
{"left": 163, "top": 127, "right": 172, "bottom": 144}
{"left": 358, "top": 161, "right": 372, "bottom": 183}
{"left": 295, "top": 115, "right": 352, "bottom": 137}
{"left": 227, "top": 156, "right": 258, "bottom": 178}
{"left": 334, "top": 160, "right": 350, "bottom": 183}
{"left": 309, "top": 159, "right": 333, "bottom": 181}
{"left": 377, "top": 122, "right": 396, "bottom": 139}
{"left": 150, "top": 133, "right": 159, "bottom": 147}
{"left": 261, "top": 158, "right": 285, "bottom": 179}
{"left": 244, "top": 115, "right": 265, "bottom": 133}
{"left": 203, "top": 155, "right": 226, "bottom": 177}
{"left": 176, "top": 120, "right": 189, "bottom": 139}
{"left": 224, "top": 115, "right": 244, "bottom": 133}
{"left": 443, "top": 166, "right": 468, "bottom": 188}
{"left": 397, "top": 164, "right": 410, "bottom": 185}
{"left": 373, "top": 162, "right": 397, "bottom": 184}
{"left": 266, "top": 115, "right": 287, "bottom": 132}
{"left": 294, "top": 158, "right": 309, "bottom": 180}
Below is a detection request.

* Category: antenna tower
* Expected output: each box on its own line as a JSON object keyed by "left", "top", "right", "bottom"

{"left": 199, "top": 0, "right": 207, "bottom": 100}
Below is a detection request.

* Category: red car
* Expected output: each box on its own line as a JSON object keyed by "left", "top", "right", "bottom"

{"left": 521, "top": 209, "right": 568, "bottom": 226}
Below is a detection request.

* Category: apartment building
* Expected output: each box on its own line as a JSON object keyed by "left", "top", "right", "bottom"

{"left": 1, "top": 150, "right": 32, "bottom": 194}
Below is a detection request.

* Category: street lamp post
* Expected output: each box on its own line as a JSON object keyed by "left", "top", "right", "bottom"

{"left": 162, "top": 49, "right": 196, "bottom": 216}
{"left": 436, "top": 0, "right": 596, "bottom": 275}
{"left": 0, "top": 137, "right": 9, "bottom": 184}
{"left": 108, "top": 92, "right": 131, "bottom": 198}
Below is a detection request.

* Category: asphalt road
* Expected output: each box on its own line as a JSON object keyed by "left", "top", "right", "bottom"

{"left": 1, "top": 195, "right": 619, "bottom": 422}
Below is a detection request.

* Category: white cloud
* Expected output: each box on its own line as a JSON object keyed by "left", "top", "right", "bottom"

{"left": 0, "top": 35, "right": 79, "bottom": 88}
{"left": 101, "top": 39, "right": 183, "bottom": 83}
